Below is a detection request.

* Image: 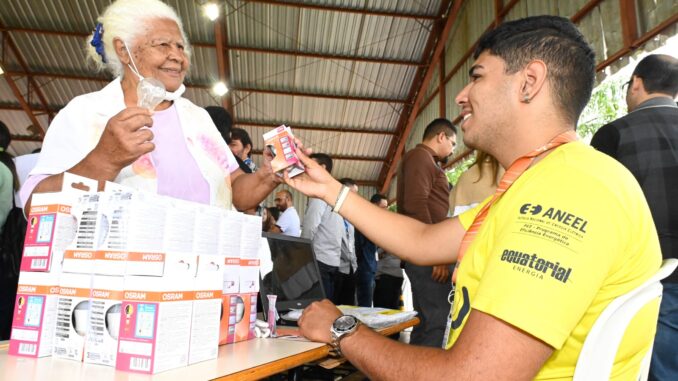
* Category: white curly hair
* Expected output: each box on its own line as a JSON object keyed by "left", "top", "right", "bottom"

{"left": 85, "top": 0, "right": 192, "bottom": 77}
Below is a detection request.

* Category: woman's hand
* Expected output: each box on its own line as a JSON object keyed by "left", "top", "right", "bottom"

{"left": 282, "top": 138, "right": 341, "bottom": 203}
{"left": 90, "top": 107, "right": 155, "bottom": 175}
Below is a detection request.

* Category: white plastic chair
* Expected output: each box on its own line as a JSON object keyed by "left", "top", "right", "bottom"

{"left": 573, "top": 258, "right": 678, "bottom": 381}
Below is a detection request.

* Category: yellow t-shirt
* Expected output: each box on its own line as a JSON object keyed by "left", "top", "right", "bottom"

{"left": 446, "top": 142, "right": 661, "bottom": 380}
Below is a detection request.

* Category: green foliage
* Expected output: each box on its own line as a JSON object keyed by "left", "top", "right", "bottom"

{"left": 577, "top": 78, "right": 627, "bottom": 139}
{"left": 446, "top": 154, "right": 477, "bottom": 186}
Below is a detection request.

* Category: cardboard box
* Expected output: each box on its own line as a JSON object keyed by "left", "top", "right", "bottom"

{"left": 188, "top": 272, "right": 222, "bottom": 365}
{"left": 162, "top": 197, "right": 198, "bottom": 276}
{"left": 218, "top": 211, "right": 244, "bottom": 294}
{"left": 9, "top": 271, "right": 60, "bottom": 358}
{"left": 115, "top": 275, "right": 193, "bottom": 374}
{"left": 53, "top": 273, "right": 92, "bottom": 361}
{"left": 239, "top": 215, "right": 262, "bottom": 293}
{"left": 84, "top": 275, "right": 124, "bottom": 366}
{"left": 22, "top": 174, "right": 97, "bottom": 272}
{"left": 219, "top": 292, "right": 257, "bottom": 345}
{"left": 263, "top": 125, "right": 304, "bottom": 177}
{"left": 62, "top": 192, "right": 107, "bottom": 274}
{"left": 96, "top": 190, "right": 167, "bottom": 276}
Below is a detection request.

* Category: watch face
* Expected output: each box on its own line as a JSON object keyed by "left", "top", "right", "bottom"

{"left": 334, "top": 315, "right": 358, "bottom": 331}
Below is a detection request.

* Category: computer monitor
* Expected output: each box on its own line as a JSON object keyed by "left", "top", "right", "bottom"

{"left": 259, "top": 233, "right": 326, "bottom": 320}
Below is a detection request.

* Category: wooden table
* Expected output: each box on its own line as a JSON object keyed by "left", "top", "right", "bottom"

{"left": 0, "top": 318, "right": 418, "bottom": 381}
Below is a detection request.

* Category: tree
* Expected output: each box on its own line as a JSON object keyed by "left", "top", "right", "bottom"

{"left": 577, "top": 78, "right": 627, "bottom": 140}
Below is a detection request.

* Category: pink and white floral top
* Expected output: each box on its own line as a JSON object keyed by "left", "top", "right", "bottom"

{"left": 24, "top": 78, "right": 239, "bottom": 209}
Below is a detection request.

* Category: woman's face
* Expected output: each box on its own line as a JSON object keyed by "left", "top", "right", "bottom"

{"left": 127, "top": 18, "right": 189, "bottom": 92}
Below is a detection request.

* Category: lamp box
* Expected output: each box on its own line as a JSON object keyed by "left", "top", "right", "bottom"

{"left": 262, "top": 125, "right": 305, "bottom": 177}
{"left": 83, "top": 275, "right": 124, "bottom": 367}
{"left": 219, "top": 210, "right": 244, "bottom": 295}
{"left": 9, "top": 271, "right": 60, "bottom": 358}
{"left": 219, "top": 292, "right": 257, "bottom": 345}
{"left": 239, "top": 215, "right": 262, "bottom": 294}
{"left": 162, "top": 197, "right": 198, "bottom": 276}
{"left": 188, "top": 271, "right": 222, "bottom": 365}
{"left": 53, "top": 272, "right": 92, "bottom": 361}
{"left": 194, "top": 204, "right": 222, "bottom": 273}
{"left": 21, "top": 173, "right": 97, "bottom": 272}
{"left": 96, "top": 190, "right": 167, "bottom": 277}
{"left": 115, "top": 275, "right": 193, "bottom": 374}
{"left": 62, "top": 192, "right": 107, "bottom": 274}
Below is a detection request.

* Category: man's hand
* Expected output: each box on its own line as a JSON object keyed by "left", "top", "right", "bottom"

{"left": 297, "top": 299, "right": 343, "bottom": 344}
{"left": 257, "top": 145, "right": 284, "bottom": 185}
{"left": 431, "top": 265, "right": 451, "bottom": 283}
{"left": 283, "top": 138, "right": 340, "bottom": 202}
{"left": 89, "top": 107, "right": 155, "bottom": 175}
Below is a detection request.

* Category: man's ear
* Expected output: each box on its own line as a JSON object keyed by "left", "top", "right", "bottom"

{"left": 113, "top": 38, "right": 130, "bottom": 65}
{"left": 520, "top": 60, "right": 547, "bottom": 103}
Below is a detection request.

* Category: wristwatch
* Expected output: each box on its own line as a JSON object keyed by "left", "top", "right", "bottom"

{"left": 330, "top": 315, "right": 361, "bottom": 357}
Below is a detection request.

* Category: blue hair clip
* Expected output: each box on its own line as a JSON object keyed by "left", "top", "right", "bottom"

{"left": 90, "top": 23, "right": 107, "bottom": 63}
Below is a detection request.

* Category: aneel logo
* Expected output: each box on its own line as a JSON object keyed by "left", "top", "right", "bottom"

{"left": 519, "top": 203, "right": 588, "bottom": 233}
{"left": 501, "top": 249, "right": 572, "bottom": 283}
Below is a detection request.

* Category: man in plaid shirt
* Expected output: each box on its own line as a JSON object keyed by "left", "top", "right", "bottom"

{"left": 591, "top": 53, "right": 678, "bottom": 381}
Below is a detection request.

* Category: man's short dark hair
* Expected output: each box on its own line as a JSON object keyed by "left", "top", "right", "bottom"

{"left": 310, "top": 153, "right": 333, "bottom": 173}
{"left": 339, "top": 178, "right": 356, "bottom": 187}
{"left": 370, "top": 194, "right": 387, "bottom": 204}
{"left": 474, "top": 15, "right": 596, "bottom": 124}
{"left": 277, "top": 189, "right": 293, "bottom": 201}
{"left": 632, "top": 54, "right": 678, "bottom": 97}
{"left": 205, "top": 106, "right": 232, "bottom": 143}
{"left": 231, "top": 128, "right": 253, "bottom": 157}
{"left": 423, "top": 118, "right": 456, "bottom": 141}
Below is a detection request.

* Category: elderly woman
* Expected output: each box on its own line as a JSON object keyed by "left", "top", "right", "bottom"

{"left": 20, "top": 0, "right": 278, "bottom": 210}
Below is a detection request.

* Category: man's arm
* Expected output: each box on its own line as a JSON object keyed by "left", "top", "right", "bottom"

{"left": 285, "top": 148, "right": 465, "bottom": 266}
{"left": 299, "top": 301, "right": 553, "bottom": 381}
{"left": 590, "top": 123, "right": 620, "bottom": 159}
{"left": 230, "top": 167, "right": 280, "bottom": 211}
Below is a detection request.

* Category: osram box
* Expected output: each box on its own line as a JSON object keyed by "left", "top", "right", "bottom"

{"left": 9, "top": 271, "right": 60, "bottom": 358}
{"left": 53, "top": 272, "right": 92, "bottom": 361}
{"left": 84, "top": 275, "right": 124, "bottom": 366}
{"left": 21, "top": 173, "right": 97, "bottom": 272}
{"left": 115, "top": 275, "right": 193, "bottom": 374}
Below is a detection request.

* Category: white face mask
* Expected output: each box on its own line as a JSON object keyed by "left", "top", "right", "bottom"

{"left": 124, "top": 42, "right": 185, "bottom": 102}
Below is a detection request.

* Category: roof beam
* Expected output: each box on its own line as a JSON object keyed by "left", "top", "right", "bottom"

{"left": 6, "top": 69, "right": 405, "bottom": 103}
{"left": 214, "top": 14, "right": 233, "bottom": 115}
{"left": 1, "top": 73, "right": 45, "bottom": 139}
{"left": 2, "top": 27, "right": 424, "bottom": 66}
{"left": 243, "top": 0, "right": 438, "bottom": 20}
{"left": 229, "top": 45, "right": 424, "bottom": 66}
{"left": 234, "top": 86, "right": 408, "bottom": 104}
{"left": 378, "top": 0, "right": 460, "bottom": 194}
{"left": 235, "top": 121, "right": 394, "bottom": 136}
{"left": 251, "top": 150, "right": 385, "bottom": 163}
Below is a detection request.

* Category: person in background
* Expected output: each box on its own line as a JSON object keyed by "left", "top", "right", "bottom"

{"left": 334, "top": 178, "right": 359, "bottom": 305}
{"left": 590, "top": 53, "right": 678, "bottom": 381}
{"left": 397, "top": 117, "right": 457, "bottom": 347}
{"left": 273, "top": 189, "right": 301, "bottom": 237}
{"left": 0, "top": 120, "right": 20, "bottom": 340}
{"left": 301, "top": 153, "right": 344, "bottom": 300}
{"left": 229, "top": 128, "right": 256, "bottom": 173}
{"left": 21, "top": 0, "right": 280, "bottom": 213}
{"left": 449, "top": 150, "right": 504, "bottom": 216}
{"left": 355, "top": 193, "right": 388, "bottom": 307}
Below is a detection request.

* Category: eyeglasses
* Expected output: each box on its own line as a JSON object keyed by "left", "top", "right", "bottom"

{"left": 622, "top": 78, "right": 633, "bottom": 92}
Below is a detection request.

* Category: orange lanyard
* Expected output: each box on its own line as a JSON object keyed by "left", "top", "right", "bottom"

{"left": 451, "top": 130, "right": 578, "bottom": 284}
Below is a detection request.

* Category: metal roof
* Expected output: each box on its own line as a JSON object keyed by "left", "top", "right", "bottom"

{"left": 0, "top": 0, "right": 675, "bottom": 199}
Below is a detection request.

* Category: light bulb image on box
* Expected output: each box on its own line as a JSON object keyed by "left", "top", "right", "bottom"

{"left": 72, "top": 300, "right": 91, "bottom": 336}
{"left": 105, "top": 303, "right": 122, "bottom": 339}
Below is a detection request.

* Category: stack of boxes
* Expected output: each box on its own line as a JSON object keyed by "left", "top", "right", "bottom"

{"left": 8, "top": 173, "right": 263, "bottom": 375}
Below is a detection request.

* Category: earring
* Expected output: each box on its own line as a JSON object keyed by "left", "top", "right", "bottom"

{"left": 522, "top": 94, "right": 531, "bottom": 103}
